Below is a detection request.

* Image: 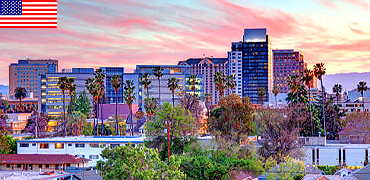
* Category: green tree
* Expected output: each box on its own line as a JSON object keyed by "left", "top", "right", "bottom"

{"left": 333, "top": 83, "right": 342, "bottom": 105}
{"left": 123, "top": 80, "right": 136, "bottom": 136}
{"left": 97, "top": 144, "right": 186, "bottom": 180}
{"left": 111, "top": 75, "right": 122, "bottom": 135}
{"left": 314, "top": 63, "right": 327, "bottom": 137}
{"left": 214, "top": 71, "right": 227, "bottom": 97}
{"left": 67, "top": 111, "right": 87, "bottom": 136}
{"left": 272, "top": 86, "right": 280, "bottom": 106}
{"left": 257, "top": 87, "right": 266, "bottom": 105}
{"left": 208, "top": 94, "right": 254, "bottom": 144}
{"left": 167, "top": 77, "right": 180, "bottom": 107}
{"left": 14, "top": 86, "right": 27, "bottom": 112}
{"left": 357, "top": 81, "right": 368, "bottom": 111}
{"left": 153, "top": 66, "right": 164, "bottom": 104}
{"left": 144, "top": 97, "right": 158, "bottom": 121}
{"left": 75, "top": 91, "right": 91, "bottom": 117}
{"left": 95, "top": 69, "right": 106, "bottom": 136}
{"left": 302, "top": 69, "right": 314, "bottom": 135}
{"left": 58, "top": 76, "right": 69, "bottom": 136}
{"left": 24, "top": 112, "right": 49, "bottom": 138}
{"left": 267, "top": 157, "right": 305, "bottom": 180}
{"left": 82, "top": 122, "right": 93, "bottom": 136}
{"left": 187, "top": 75, "right": 199, "bottom": 95}
{"left": 139, "top": 73, "right": 151, "bottom": 99}
{"left": 227, "top": 74, "right": 236, "bottom": 93}
{"left": 0, "top": 135, "right": 17, "bottom": 154}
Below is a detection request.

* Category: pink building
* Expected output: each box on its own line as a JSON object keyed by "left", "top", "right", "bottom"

{"left": 98, "top": 104, "right": 139, "bottom": 121}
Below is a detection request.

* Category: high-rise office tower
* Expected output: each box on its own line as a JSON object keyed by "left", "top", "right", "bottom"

{"left": 231, "top": 28, "right": 273, "bottom": 104}
{"left": 9, "top": 59, "right": 58, "bottom": 98}
{"left": 228, "top": 43, "right": 243, "bottom": 97}
{"left": 273, "top": 49, "right": 308, "bottom": 93}
{"left": 178, "top": 57, "right": 228, "bottom": 104}
{"left": 100, "top": 67, "right": 125, "bottom": 104}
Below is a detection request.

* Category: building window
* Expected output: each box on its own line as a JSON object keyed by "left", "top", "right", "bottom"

{"left": 17, "top": 164, "right": 21, "bottom": 168}
{"left": 110, "top": 144, "right": 120, "bottom": 148}
{"left": 39, "top": 164, "right": 42, "bottom": 168}
{"left": 89, "top": 143, "right": 99, "bottom": 148}
{"left": 55, "top": 143, "right": 64, "bottom": 149}
{"left": 46, "top": 164, "right": 49, "bottom": 168}
{"left": 68, "top": 144, "right": 72, "bottom": 146}
{"left": 75, "top": 144, "right": 85, "bottom": 148}
{"left": 20, "top": 143, "right": 29, "bottom": 147}
{"left": 40, "top": 143, "right": 49, "bottom": 149}
{"left": 32, "top": 143, "right": 36, "bottom": 146}
{"left": 89, "top": 155, "right": 99, "bottom": 159}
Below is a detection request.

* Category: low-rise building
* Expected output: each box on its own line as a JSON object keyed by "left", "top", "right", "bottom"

{"left": 17, "top": 136, "right": 146, "bottom": 167}
{"left": 6, "top": 113, "right": 32, "bottom": 134}
{"left": 0, "top": 154, "right": 88, "bottom": 172}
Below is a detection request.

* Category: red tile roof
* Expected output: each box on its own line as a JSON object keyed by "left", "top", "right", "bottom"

{"left": 0, "top": 154, "right": 89, "bottom": 164}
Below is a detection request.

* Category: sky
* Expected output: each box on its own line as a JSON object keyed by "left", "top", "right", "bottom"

{"left": 1, "top": 0, "right": 370, "bottom": 85}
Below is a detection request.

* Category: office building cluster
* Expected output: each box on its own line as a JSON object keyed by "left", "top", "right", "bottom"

{"left": 7, "top": 28, "right": 314, "bottom": 118}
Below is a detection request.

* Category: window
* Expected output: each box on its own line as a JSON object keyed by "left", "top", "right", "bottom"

{"left": 89, "top": 143, "right": 99, "bottom": 148}
{"left": 68, "top": 144, "right": 72, "bottom": 146}
{"left": 6, "top": 164, "right": 10, "bottom": 168}
{"left": 46, "top": 164, "right": 49, "bottom": 168}
{"left": 39, "top": 164, "right": 42, "bottom": 168}
{"left": 20, "top": 143, "right": 29, "bottom": 147}
{"left": 75, "top": 144, "right": 85, "bottom": 148}
{"left": 110, "top": 144, "right": 120, "bottom": 148}
{"left": 17, "top": 164, "right": 21, "bottom": 168}
{"left": 40, "top": 143, "right": 49, "bottom": 149}
{"left": 55, "top": 143, "right": 64, "bottom": 149}
{"left": 89, "top": 155, "right": 99, "bottom": 159}
{"left": 32, "top": 143, "right": 36, "bottom": 146}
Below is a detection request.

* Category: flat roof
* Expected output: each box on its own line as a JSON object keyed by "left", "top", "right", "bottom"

{"left": 18, "top": 136, "right": 146, "bottom": 143}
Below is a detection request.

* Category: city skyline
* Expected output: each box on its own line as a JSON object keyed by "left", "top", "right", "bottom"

{"left": 1, "top": 0, "right": 370, "bottom": 85}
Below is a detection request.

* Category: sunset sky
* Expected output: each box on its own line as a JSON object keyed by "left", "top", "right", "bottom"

{"left": 1, "top": 0, "right": 370, "bottom": 85}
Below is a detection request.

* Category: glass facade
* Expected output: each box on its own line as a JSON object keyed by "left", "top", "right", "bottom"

{"left": 100, "top": 67, "right": 125, "bottom": 104}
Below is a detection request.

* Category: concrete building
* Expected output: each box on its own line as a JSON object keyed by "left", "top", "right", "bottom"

{"left": 230, "top": 28, "right": 273, "bottom": 104}
{"left": 39, "top": 68, "right": 94, "bottom": 117}
{"left": 228, "top": 44, "right": 243, "bottom": 98}
{"left": 6, "top": 113, "right": 32, "bottom": 134}
{"left": 7, "top": 98, "right": 38, "bottom": 112}
{"left": 100, "top": 67, "right": 125, "bottom": 104}
{"left": 17, "top": 136, "right": 146, "bottom": 166}
{"left": 273, "top": 49, "right": 308, "bottom": 93}
{"left": 178, "top": 57, "right": 228, "bottom": 104}
{"left": 9, "top": 59, "right": 58, "bottom": 98}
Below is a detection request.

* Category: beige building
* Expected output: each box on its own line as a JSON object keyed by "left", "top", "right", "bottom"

{"left": 179, "top": 57, "right": 228, "bottom": 105}
{"left": 9, "top": 59, "right": 58, "bottom": 98}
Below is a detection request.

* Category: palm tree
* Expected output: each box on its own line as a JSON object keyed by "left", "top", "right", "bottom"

{"left": 67, "top": 111, "right": 86, "bottom": 136}
{"left": 272, "top": 86, "right": 280, "bottom": 107}
{"left": 144, "top": 97, "right": 158, "bottom": 121}
{"left": 357, "top": 81, "right": 368, "bottom": 111}
{"left": 167, "top": 77, "right": 180, "bottom": 107}
{"left": 153, "top": 66, "right": 164, "bottom": 104}
{"left": 314, "top": 63, "right": 326, "bottom": 137}
{"left": 302, "top": 69, "right": 314, "bottom": 136}
{"left": 67, "top": 78, "right": 76, "bottom": 115}
{"left": 123, "top": 80, "right": 136, "bottom": 136}
{"left": 332, "top": 84, "right": 342, "bottom": 105}
{"left": 227, "top": 74, "right": 236, "bottom": 94}
{"left": 85, "top": 78, "right": 102, "bottom": 135}
{"left": 214, "top": 71, "right": 227, "bottom": 97}
{"left": 187, "top": 75, "right": 199, "bottom": 95}
{"left": 95, "top": 69, "right": 105, "bottom": 136}
{"left": 257, "top": 87, "right": 266, "bottom": 105}
{"left": 203, "top": 93, "right": 211, "bottom": 118}
{"left": 14, "top": 86, "right": 27, "bottom": 112}
{"left": 111, "top": 75, "right": 122, "bottom": 135}
{"left": 139, "top": 73, "right": 151, "bottom": 99}
{"left": 58, "top": 76, "right": 69, "bottom": 136}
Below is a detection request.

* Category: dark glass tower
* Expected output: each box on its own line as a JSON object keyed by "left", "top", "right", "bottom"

{"left": 232, "top": 28, "right": 272, "bottom": 104}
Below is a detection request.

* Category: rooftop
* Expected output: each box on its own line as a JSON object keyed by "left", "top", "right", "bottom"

{"left": 0, "top": 154, "right": 89, "bottom": 165}
{"left": 18, "top": 136, "right": 146, "bottom": 143}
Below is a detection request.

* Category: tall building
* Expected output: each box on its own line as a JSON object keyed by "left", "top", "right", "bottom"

{"left": 9, "top": 59, "right": 58, "bottom": 98}
{"left": 39, "top": 68, "right": 94, "bottom": 117}
{"left": 228, "top": 43, "right": 243, "bottom": 97}
{"left": 178, "top": 57, "right": 228, "bottom": 104}
{"left": 100, "top": 67, "right": 125, "bottom": 104}
{"left": 272, "top": 49, "right": 307, "bottom": 93}
{"left": 231, "top": 28, "right": 273, "bottom": 104}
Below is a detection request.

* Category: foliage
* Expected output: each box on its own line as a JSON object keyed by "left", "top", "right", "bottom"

{"left": 167, "top": 77, "right": 180, "bottom": 106}
{"left": 257, "top": 87, "right": 266, "bottom": 104}
{"left": 24, "top": 112, "right": 49, "bottom": 137}
{"left": 111, "top": 74, "right": 122, "bottom": 135}
{"left": 214, "top": 71, "right": 228, "bottom": 97}
{"left": 82, "top": 122, "right": 93, "bottom": 136}
{"left": 97, "top": 143, "right": 186, "bottom": 180}
{"left": 317, "top": 165, "right": 339, "bottom": 175}
{"left": 146, "top": 102, "right": 194, "bottom": 138}
{"left": 96, "top": 125, "right": 113, "bottom": 136}
{"left": 148, "top": 136, "right": 197, "bottom": 161}
{"left": 208, "top": 94, "right": 254, "bottom": 144}
{"left": 266, "top": 157, "right": 305, "bottom": 180}
{"left": 314, "top": 99, "right": 345, "bottom": 139}
{"left": 357, "top": 81, "right": 368, "bottom": 111}
{"left": 139, "top": 73, "right": 151, "bottom": 98}
{"left": 286, "top": 75, "right": 308, "bottom": 105}
{"left": 340, "top": 112, "right": 370, "bottom": 143}
{"left": 153, "top": 66, "right": 164, "bottom": 104}
{"left": 67, "top": 111, "right": 87, "bottom": 136}
{"left": 180, "top": 144, "right": 264, "bottom": 180}
{"left": 14, "top": 86, "right": 27, "bottom": 112}
{"left": 314, "top": 63, "right": 327, "bottom": 136}
{"left": 226, "top": 74, "right": 236, "bottom": 91}
{"left": 332, "top": 84, "right": 342, "bottom": 104}
{"left": 123, "top": 80, "right": 136, "bottom": 136}
{"left": 67, "top": 78, "right": 76, "bottom": 114}
{"left": 272, "top": 86, "right": 280, "bottom": 105}
{"left": 144, "top": 97, "right": 158, "bottom": 120}
{"left": 256, "top": 107, "right": 303, "bottom": 163}
{"left": 0, "top": 134, "right": 17, "bottom": 154}
{"left": 74, "top": 91, "right": 92, "bottom": 117}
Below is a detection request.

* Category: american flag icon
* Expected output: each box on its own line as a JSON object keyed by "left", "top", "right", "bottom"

{"left": 0, "top": 0, "right": 57, "bottom": 28}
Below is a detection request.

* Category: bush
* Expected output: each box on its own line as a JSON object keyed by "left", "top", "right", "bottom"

{"left": 317, "top": 165, "right": 339, "bottom": 175}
